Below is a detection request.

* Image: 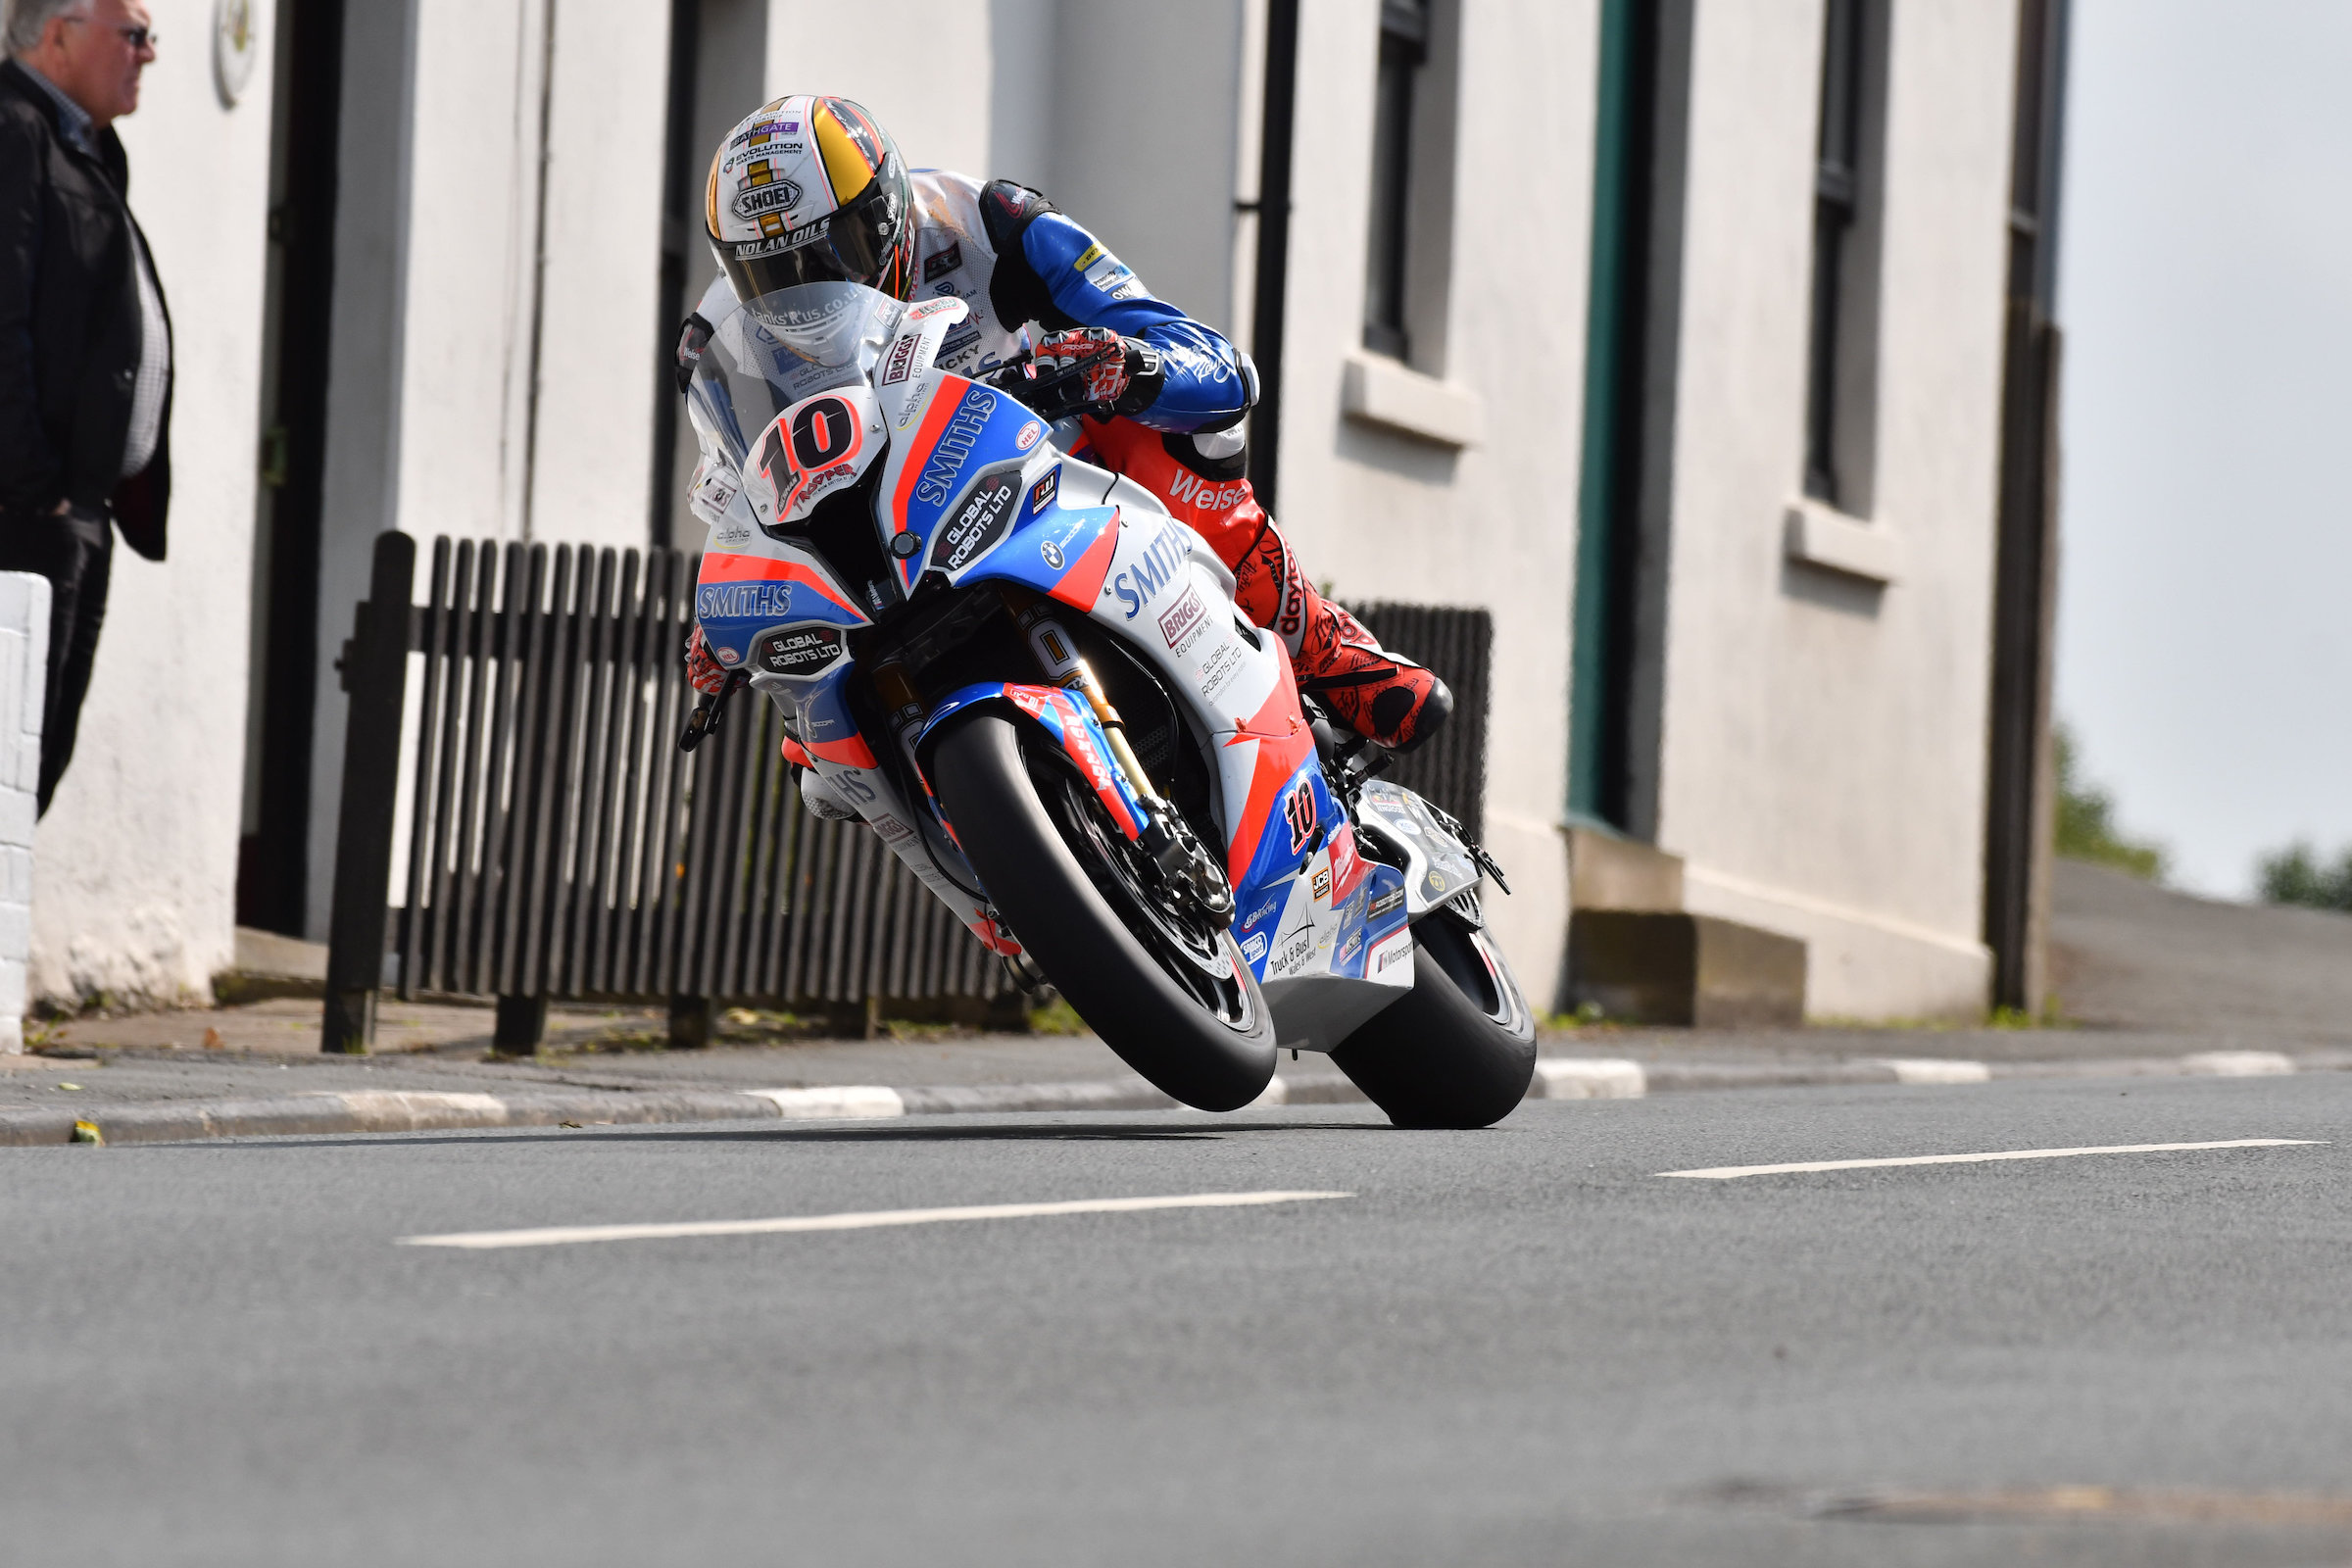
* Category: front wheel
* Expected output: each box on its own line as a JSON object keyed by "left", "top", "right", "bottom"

{"left": 1330, "top": 913, "right": 1536, "bottom": 1128}
{"left": 929, "top": 713, "right": 1276, "bottom": 1111}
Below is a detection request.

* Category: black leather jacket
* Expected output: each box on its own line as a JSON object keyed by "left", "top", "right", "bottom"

{"left": 0, "top": 60, "right": 171, "bottom": 560}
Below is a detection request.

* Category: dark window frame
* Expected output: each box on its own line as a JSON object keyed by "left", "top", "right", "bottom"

{"left": 1361, "top": 0, "right": 1430, "bottom": 360}
{"left": 1803, "top": 0, "right": 1869, "bottom": 506}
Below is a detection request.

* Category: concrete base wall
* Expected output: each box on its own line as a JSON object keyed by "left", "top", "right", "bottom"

{"left": 1683, "top": 861, "right": 1990, "bottom": 1022}
{"left": 0, "top": 573, "right": 47, "bottom": 1049}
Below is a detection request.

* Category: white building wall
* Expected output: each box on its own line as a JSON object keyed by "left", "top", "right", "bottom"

{"left": 29, "top": 23, "right": 279, "bottom": 1004}
{"left": 1656, "top": 0, "right": 2017, "bottom": 1017}
{"left": 1267, "top": 0, "right": 1602, "bottom": 1005}
{"left": 305, "top": 0, "right": 675, "bottom": 935}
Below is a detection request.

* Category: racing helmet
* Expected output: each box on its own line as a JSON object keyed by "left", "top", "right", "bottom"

{"left": 706, "top": 95, "right": 914, "bottom": 302}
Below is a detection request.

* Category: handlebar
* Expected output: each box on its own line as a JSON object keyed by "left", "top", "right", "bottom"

{"left": 679, "top": 668, "right": 749, "bottom": 754}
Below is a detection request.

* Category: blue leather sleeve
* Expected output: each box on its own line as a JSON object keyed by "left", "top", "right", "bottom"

{"left": 1017, "top": 211, "right": 1250, "bottom": 432}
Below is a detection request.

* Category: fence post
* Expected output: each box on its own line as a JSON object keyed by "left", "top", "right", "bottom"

{"left": 322, "top": 531, "right": 416, "bottom": 1053}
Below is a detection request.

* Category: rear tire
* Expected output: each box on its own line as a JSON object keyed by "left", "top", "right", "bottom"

{"left": 930, "top": 713, "right": 1276, "bottom": 1111}
{"left": 1330, "top": 914, "right": 1536, "bottom": 1128}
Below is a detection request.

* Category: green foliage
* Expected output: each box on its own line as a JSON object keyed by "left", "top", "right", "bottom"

{"left": 2255, "top": 841, "right": 2352, "bottom": 913}
{"left": 2053, "top": 723, "right": 2167, "bottom": 882}
{"left": 1026, "top": 997, "right": 1088, "bottom": 1036}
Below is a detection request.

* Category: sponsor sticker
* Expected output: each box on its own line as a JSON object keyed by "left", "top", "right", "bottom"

{"left": 880, "top": 334, "right": 921, "bottom": 386}
{"left": 1028, "top": 466, "right": 1059, "bottom": 515}
{"left": 1311, "top": 865, "right": 1333, "bottom": 904}
{"left": 1338, "top": 929, "right": 1363, "bottom": 965}
{"left": 733, "top": 180, "right": 803, "bottom": 221}
{"left": 1015, "top": 420, "right": 1045, "bottom": 452}
{"left": 1167, "top": 468, "right": 1250, "bottom": 515}
{"left": 1240, "top": 887, "right": 1286, "bottom": 932}
{"left": 1156, "top": 584, "right": 1207, "bottom": 657}
{"left": 1241, "top": 931, "right": 1268, "bottom": 964}
{"left": 1269, "top": 924, "right": 1315, "bottom": 977}
{"left": 1110, "top": 522, "right": 1192, "bottom": 618}
{"left": 936, "top": 472, "right": 1020, "bottom": 571}
{"left": 872, "top": 814, "right": 916, "bottom": 845}
{"left": 1197, "top": 638, "right": 1246, "bottom": 705}
{"left": 1285, "top": 779, "right": 1319, "bottom": 856}
{"left": 923, "top": 240, "right": 963, "bottom": 283}
{"left": 755, "top": 625, "right": 843, "bottom": 677}
{"left": 1371, "top": 928, "right": 1415, "bottom": 976}
{"left": 1040, "top": 540, "right": 1064, "bottom": 570}
{"left": 1368, "top": 886, "right": 1405, "bottom": 920}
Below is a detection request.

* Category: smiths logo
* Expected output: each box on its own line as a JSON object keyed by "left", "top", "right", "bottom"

{"left": 913, "top": 387, "right": 996, "bottom": 509}
{"left": 697, "top": 582, "right": 792, "bottom": 622}
{"left": 733, "top": 179, "right": 803, "bottom": 221}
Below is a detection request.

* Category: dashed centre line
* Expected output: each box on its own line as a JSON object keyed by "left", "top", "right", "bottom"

{"left": 399, "top": 1190, "right": 1352, "bottom": 1250}
{"left": 1660, "top": 1139, "right": 2325, "bottom": 1180}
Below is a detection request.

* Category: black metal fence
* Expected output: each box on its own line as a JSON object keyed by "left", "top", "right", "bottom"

{"left": 321, "top": 532, "right": 1491, "bottom": 1052}
{"left": 1349, "top": 601, "right": 1492, "bottom": 843}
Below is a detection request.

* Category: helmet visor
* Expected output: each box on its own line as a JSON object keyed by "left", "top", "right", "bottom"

{"left": 717, "top": 155, "right": 910, "bottom": 302}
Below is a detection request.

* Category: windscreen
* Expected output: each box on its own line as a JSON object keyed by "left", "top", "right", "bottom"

{"left": 685, "top": 282, "right": 903, "bottom": 470}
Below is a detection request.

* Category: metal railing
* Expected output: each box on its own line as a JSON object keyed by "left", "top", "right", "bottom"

{"left": 321, "top": 532, "right": 1491, "bottom": 1052}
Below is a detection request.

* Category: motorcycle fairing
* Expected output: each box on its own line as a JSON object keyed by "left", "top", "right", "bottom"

{"left": 916, "top": 681, "right": 1152, "bottom": 844}
{"left": 878, "top": 375, "right": 1053, "bottom": 592}
{"left": 1352, "top": 779, "right": 1485, "bottom": 918}
{"left": 695, "top": 546, "right": 871, "bottom": 670}
{"left": 780, "top": 658, "right": 1019, "bottom": 959}
{"left": 737, "top": 382, "right": 890, "bottom": 530}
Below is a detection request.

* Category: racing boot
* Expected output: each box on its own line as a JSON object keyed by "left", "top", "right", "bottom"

{"left": 1230, "top": 515, "right": 1451, "bottom": 754}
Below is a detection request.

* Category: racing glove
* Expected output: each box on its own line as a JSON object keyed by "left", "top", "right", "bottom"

{"left": 683, "top": 625, "right": 726, "bottom": 697}
{"left": 1017, "top": 327, "right": 1163, "bottom": 419}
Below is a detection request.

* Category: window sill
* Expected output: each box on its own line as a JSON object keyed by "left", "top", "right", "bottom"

{"left": 1341, "top": 353, "right": 1484, "bottom": 449}
{"left": 1783, "top": 498, "right": 1898, "bottom": 585}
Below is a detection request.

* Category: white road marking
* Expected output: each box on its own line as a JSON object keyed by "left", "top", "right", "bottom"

{"left": 1661, "top": 1139, "right": 2325, "bottom": 1180}
{"left": 1870, "top": 1057, "right": 1992, "bottom": 1085}
{"left": 400, "top": 1190, "right": 1353, "bottom": 1250}
{"left": 2181, "top": 1051, "right": 2297, "bottom": 1077}
{"left": 1533, "top": 1058, "right": 1646, "bottom": 1100}
{"left": 741, "top": 1086, "right": 906, "bottom": 1119}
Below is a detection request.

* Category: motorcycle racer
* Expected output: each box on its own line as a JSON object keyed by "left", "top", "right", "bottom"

{"left": 682, "top": 94, "right": 1450, "bottom": 757}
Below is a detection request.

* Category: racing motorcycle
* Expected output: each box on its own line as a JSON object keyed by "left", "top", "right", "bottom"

{"left": 679, "top": 280, "right": 1535, "bottom": 1127}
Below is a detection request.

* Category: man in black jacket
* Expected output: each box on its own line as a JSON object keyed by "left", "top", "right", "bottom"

{"left": 0, "top": 0, "right": 166, "bottom": 814}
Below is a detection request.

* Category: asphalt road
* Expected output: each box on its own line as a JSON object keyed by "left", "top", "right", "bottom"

{"left": 5, "top": 1075, "right": 2350, "bottom": 1567}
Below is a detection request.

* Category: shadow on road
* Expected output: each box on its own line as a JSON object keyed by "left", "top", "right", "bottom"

{"left": 203, "top": 1118, "right": 1401, "bottom": 1152}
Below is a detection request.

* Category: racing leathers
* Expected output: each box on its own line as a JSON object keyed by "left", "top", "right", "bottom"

{"left": 685, "top": 169, "right": 1450, "bottom": 754}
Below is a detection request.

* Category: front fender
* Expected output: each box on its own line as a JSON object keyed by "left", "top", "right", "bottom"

{"left": 917, "top": 681, "right": 1151, "bottom": 844}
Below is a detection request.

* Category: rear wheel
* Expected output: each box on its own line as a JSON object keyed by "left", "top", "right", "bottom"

{"left": 1330, "top": 912, "right": 1536, "bottom": 1128}
{"left": 929, "top": 713, "right": 1276, "bottom": 1110}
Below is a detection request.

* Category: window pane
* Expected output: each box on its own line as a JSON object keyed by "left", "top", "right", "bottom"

{"left": 1362, "top": 33, "right": 1419, "bottom": 356}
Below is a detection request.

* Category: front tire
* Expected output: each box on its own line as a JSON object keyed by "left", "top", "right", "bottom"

{"left": 930, "top": 713, "right": 1276, "bottom": 1111}
{"left": 1330, "top": 913, "right": 1536, "bottom": 1128}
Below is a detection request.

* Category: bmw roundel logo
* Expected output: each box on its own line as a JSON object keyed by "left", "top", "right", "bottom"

{"left": 1040, "top": 540, "right": 1064, "bottom": 570}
